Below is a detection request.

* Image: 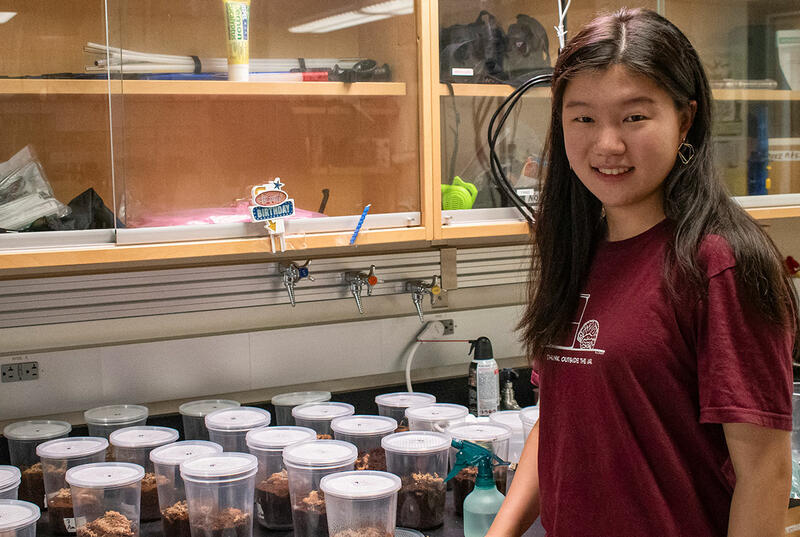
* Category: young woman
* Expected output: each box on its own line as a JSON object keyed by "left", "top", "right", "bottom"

{"left": 488, "top": 8, "right": 798, "bottom": 537}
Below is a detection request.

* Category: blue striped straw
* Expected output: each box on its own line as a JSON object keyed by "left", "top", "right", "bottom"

{"left": 350, "top": 204, "right": 372, "bottom": 245}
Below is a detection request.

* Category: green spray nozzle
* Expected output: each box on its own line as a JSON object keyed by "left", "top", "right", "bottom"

{"left": 445, "top": 439, "right": 509, "bottom": 488}
{"left": 441, "top": 176, "right": 478, "bottom": 210}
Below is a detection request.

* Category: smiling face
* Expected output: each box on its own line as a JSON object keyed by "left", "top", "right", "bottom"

{"left": 561, "top": 64, "right": 694, "bottom": 239}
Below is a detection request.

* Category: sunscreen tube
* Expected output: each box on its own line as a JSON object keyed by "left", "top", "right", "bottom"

{"left": 223, "top": 0, "right": 250, "bottom": 81}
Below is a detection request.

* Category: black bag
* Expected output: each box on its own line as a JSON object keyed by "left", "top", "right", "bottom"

{"left": 440, "top": 11, "right": 507, "bottom": 83}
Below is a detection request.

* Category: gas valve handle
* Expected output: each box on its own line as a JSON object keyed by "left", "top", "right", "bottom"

{"left": 279, "top": 261, "right": 314, "bottom": 307}
{"left": 344, "top": 265, "right": 378, "bottom": 314}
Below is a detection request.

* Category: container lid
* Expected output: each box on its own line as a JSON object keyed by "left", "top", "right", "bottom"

{"left": 180, "top": 453, "right": 258, "bottom": 480}
{"left": 331, "top": 416, "right": 397, "bottom": 437}
{"left": 0, "top": 500, "right": 40, "bottom": 531}
{"left": 446, "top": 423, "right": 512, "bottom": 443}
{"left": 381, "top": 431, "right": 451, "bottom": 454}
{"left": 320, "top": 470, "right": 401, "bottom": 500}
{"left": 3, "top": 420, "right": 72, "bottom": 441}
{"left": 84, "top": 405, "right": 149, "bottom": 426}
{"left": 271, "top": 391, "right": 331, "bottom": 407}
{"left": 179, "top": 399, "right": 240, "bottom": 418}
{"left": 0, "top": 466, "right": 21, "bottom": 490}
{"left": 149, "top": 441, "right": 223, "bottom": 466}
{"left": 109, "top": 426, "right": 179, "bottom": 449}
{"left": 519, "top": 406, "right": 540, "bottom": 425}
{"left": 488, "top": 411, "right": 523, "bottom": 432}
{"left": 292, "top": 402, "right": 354, "bottom": 421}
{"left": 374, "top": 392, "right": 436, "bottom": 409}
{"left": 36, "top": 437, "right": 109, "bottom": 460}
{"left": 405, "top": 403, "right": 468, "bottom": 422}
{"left": 246, "top": 426, "right": 317, "bottom": 451}
{"left": 282, "top": 440, "right": 358, "bottom": 468}
{"left": 66, "top": 462, "right": 145, "bottom": 488}
{"left": 204, "top": 407, "right": 271, "bottom": 432}
{"left": 395, "top": 529, "right": 424, "bottom": 537}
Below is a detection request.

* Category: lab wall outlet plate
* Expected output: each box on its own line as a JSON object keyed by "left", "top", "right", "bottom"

{"left": 18, "top": 361, "right": 39, "bottom": 380}
{"left": 1, "top": 364, "right": 20, "bottom": 382}
{"left": 441, "top": 319, "right": 455, "bottom": 335}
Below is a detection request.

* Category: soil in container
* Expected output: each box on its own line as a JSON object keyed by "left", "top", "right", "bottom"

{"left": 452, "top": 467, "right": 507, "bottom": 515}
{"left": 396, "top": 472, "right": 446, "bottom": 530}
{"left": 19, "top": 462, "right": 45, "bottom": 508}
{"left": 48, "top": 487, "right": 75, "bottom": 535}
{"left": 355, "top": 448, "right": 386, "bottom": 472}
{"left": 161, "top": 500, "right": 191, "bottom": 537}
{"left": 255, "top": 469, "right": 292, "bottom": 529}
{"left": 76, "top": 511, "right": 135, "bottom": 537}
{"left": 292, "top": 489, "right": 327, "bottom": 536}
{"left": 331, "top": 529, "right": 393, "bottom": 537}
{"left": 189, "top": 507, "right": 250, "bottom": 537}
{"left": 139, "top": 472, "right": 160, "bottom": 521}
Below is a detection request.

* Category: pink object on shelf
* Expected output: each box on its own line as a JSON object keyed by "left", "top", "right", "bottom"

{"left": 128, "top": 201, "right": 325, "bottom": 228}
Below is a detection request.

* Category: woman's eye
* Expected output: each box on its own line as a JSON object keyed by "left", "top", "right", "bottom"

{"left": 624, "top": 114, "right": 647, "bottom": 122}
{"left": 574, "top": 116, "right": 593, "bottom": 123}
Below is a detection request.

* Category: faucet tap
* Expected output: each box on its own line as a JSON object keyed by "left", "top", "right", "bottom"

{"left": 344, "top": 265, "right": 378, "bottom": 314}
{"left": 405, "top": 275, "right": 441, "bottom": 322}
{"left": 279, "top": 261, "right": 313, "bottom": 307}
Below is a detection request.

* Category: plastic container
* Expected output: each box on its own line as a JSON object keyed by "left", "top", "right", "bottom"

{"left": 0, "top": 468, "right": 21, "bottom": 500}
{"left": 204, "top": 407, "right": 271, "bottom": 453}
{"left": 488, "top": 411, "right": 524, "bottom": 464}
{"left": 320, "top": 470, "right": 401, "bottom": 537}
{"left": 245, "top": 426, "right": 316, "bottom": 530}
{"left": 446, "top": 422, "right": 512, "bottom": 515}
{"left": 291, "top": 403, "right": 354, "bottom": 438}
{"left": 0, "top": 500, "right": 41, "bottom": 537}
{"left": 374, "top": 392, "right": 436, "bottom": 431}
{"left": 36, "top": 437, "right": 108, "bottom": 535}
{"left": 83, "top": 405, "right": 149, "bottom": 439}
{"left": 178, "top": 400, "right": 240, "bottom": 441}
{"left": 3, "top": 420, "right": 72, "bottom": 507}
{"left": 331, "top": 416, "right": 396, "bottom": 471}
{"left": 109, "top": 426, "right": 179, "bottom": 521}
{"left": 282, "top": 440, "right": 358, "bottom": 537}
{"left": 65, "top": 462, "right": 144, "bottom": 537}
{"left": 271, "top": 391, "right": 331, "bottom": 426}
{"left": 149, "top": 441, "right": 223, "bottom": 537}
{"left": 519, "top": 406, "right": 540, "bottom": 441}
{"left": 405, "top": 404, "right": 469, "bottom": 433}
{"left": 381, "top": 431, "right": 450, "bottom": 530}
{"left": 180, "top": 453, "right": 258, "bottom": 537}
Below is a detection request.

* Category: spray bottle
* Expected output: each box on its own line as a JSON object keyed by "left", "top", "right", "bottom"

{"left": 445, "top": 439, "right": 509, "bottom": 537}
{"left": 468, "top": 337, "right": 499, "bottom": 416}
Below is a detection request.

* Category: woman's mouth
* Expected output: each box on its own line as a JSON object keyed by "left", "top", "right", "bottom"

{"left": 593, "top": 167, "right": 634, "bottom": 178}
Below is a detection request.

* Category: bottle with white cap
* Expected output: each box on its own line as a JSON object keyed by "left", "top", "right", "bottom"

{"left": 180, "top": 453, "right": 259, "bottom": 537}
{"left": 374, "top": 392, "right": 436, "bottom": 431}
{"left": 178, "top": 400, "right": 240, "bottom": 441}
{"left": 320, "top": 470, "right": 401, "bottom": 537}
{"left": 149, "top": 441, "right": 223, "bottom": 537}
{"left": 0, "top": 499, "right": 41, "bottom": 537}
{"left": 204, "top": 407, "right": 270, "bottom": 452}
{"left": 3, "top": 420, "right": 72, "bottom": 508}
{"left": 245, "top": 426, "right": 316, "bottom": 530}
{"left": 291, "top": 402, "right": 355, "bottom": 438}
{"left": 109, "top": 426, "right": 179, "bottom": 522}
{"left": 0, "top": 467, "right": 21, "bottom": 501}
{"left": 331, "top": 415, "right": 396, "bottom": 471}
{"left": 282, "top": 440, "right": 358, "bottom": 537}
{"left": 65, "top": 462, "right": 144, "bottom": 537}
{"left": 36, "top": 437, "right": 108, "bottom": 535}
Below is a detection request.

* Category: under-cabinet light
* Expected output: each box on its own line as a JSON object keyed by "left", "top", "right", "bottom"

{"left": 0, "top": 12, "right": 17, "bottom": 24}
{"left": 361, "top": 0, "right": 414, "bottom": 15}
{"left": 288, "top": 0, "right": 412, "bottom": 33}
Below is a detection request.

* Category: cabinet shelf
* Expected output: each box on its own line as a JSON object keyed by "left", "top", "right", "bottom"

{"left": 0, "top": 79, "right": 408, "bottom": 96}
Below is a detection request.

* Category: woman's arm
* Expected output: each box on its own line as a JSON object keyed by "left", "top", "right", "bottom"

{"left": 486, "top": 420, "right": 541, "bottom": 537}
{"left": 724, "top": 422, "right": 791, "bottom": 537}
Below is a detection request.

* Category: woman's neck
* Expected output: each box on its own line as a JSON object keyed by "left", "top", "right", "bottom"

{"left": 605, "top": 206, "right": 666, "bottom": 241}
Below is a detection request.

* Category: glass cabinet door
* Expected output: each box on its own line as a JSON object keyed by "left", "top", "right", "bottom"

{"left": 105, "top": 0, "right": 424, "bottom": 244}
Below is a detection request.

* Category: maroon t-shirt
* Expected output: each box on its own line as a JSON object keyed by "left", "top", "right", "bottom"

{"left": 537, "top": 219, "right": 793, "bottom": 537}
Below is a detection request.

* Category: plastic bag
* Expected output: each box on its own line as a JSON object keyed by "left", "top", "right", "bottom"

{"left": 792, "top": 455, "right": 800, "bottom": 500}
{"left": 0, "top": 145, "right": 70, "bottom": 230}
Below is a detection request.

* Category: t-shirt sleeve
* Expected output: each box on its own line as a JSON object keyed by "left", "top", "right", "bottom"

{"left": 696, "top": 264, "right": 793, "bottom": 430}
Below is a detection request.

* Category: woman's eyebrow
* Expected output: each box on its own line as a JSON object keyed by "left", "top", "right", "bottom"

{"left": 563, "top": 95, "right": 657, "bottom": 109}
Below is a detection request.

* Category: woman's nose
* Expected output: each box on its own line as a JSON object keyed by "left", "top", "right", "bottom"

{"left": 593, "top": 127, "right": 626, "bottom": 155}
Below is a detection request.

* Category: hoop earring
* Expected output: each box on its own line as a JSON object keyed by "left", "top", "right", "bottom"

{"left": 678, "top": 141, "right": 695, "bottom": 165}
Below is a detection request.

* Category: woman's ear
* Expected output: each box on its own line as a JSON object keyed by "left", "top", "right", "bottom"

{"left": 680, "top": 100, "right": 697, "bottom": 140}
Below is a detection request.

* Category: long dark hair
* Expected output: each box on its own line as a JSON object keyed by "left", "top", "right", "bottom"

{"left": 519, "top": 7, "right": 799, "bottom": 364}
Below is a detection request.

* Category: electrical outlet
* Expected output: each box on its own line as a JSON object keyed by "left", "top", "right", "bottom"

{"left": 1, "top": 364, "right": 20, "bottom": 383}
{"left": 18, "top": 361, "right": 39, "bottom": 380}
{"left": 441, "top": 319, "right": 455, "bottom": 335}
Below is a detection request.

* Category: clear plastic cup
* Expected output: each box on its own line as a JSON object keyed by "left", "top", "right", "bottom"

{"left": 320, "top": 471, "right": 401, "bottom": 537}
{"left": 488, "top": 411, "right": 524, "bottom": 464}
{"left": 0, "top": 468, "right": 21, "bottom": 500}
{"left": 149, "top": 441, "right": 224, "bottom": 537}
{"left": 291, "top": 403, "right": 354, "bottom": 439}
{"left": 4, "top": 420, "right": 72, "bottom": 508}
{"left": 282, "top": 440, "right": 358, "bottom": 537}
{"left": 180, "top": 453, "right": 258, "bottom": 537}
{"left": 0, "top": 500, "right": 41, "bottom": 537}
{"left": 109, "top": 426, "right": 179, "bottom": 522}
{"left": 404, "top": 404, "right": 468, "bottom": 433}
{"left": 331, "top": 416, "right": 397, "bottom": 471}
{"left": 271, "top": 392, "right": 331, "bottom": 426}
{"left": 446, "top": 422, "right": 512, "bottom": 515}
{"left": 519, "top": 406, "right": 540, "bottom": 441}
{"left": 36, "top": 437, "right": 108, "bottom": 535}
{"left": 245, "top": 426, "right": 316, "bottom": 530}
{"left": 65, "top": 462, "right": 144, "bottom": 537}
{"left": 381, "top": 431, "right": 449, "bottom": 530}
{"left": 374, "top": 393, "right": 436, "bottom": 431}
{"left": 83, "top": 405, "right": 149, "bottom": 439}
{"left": 178, "top": 400, "right": 240, "bottom": 441}
{"left": 204, "top": 407, "right": 270, "bottom": 453}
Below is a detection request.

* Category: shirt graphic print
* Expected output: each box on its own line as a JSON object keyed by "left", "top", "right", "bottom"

{"left": 546, "top": 294, "right": 605, "bottom": 367}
